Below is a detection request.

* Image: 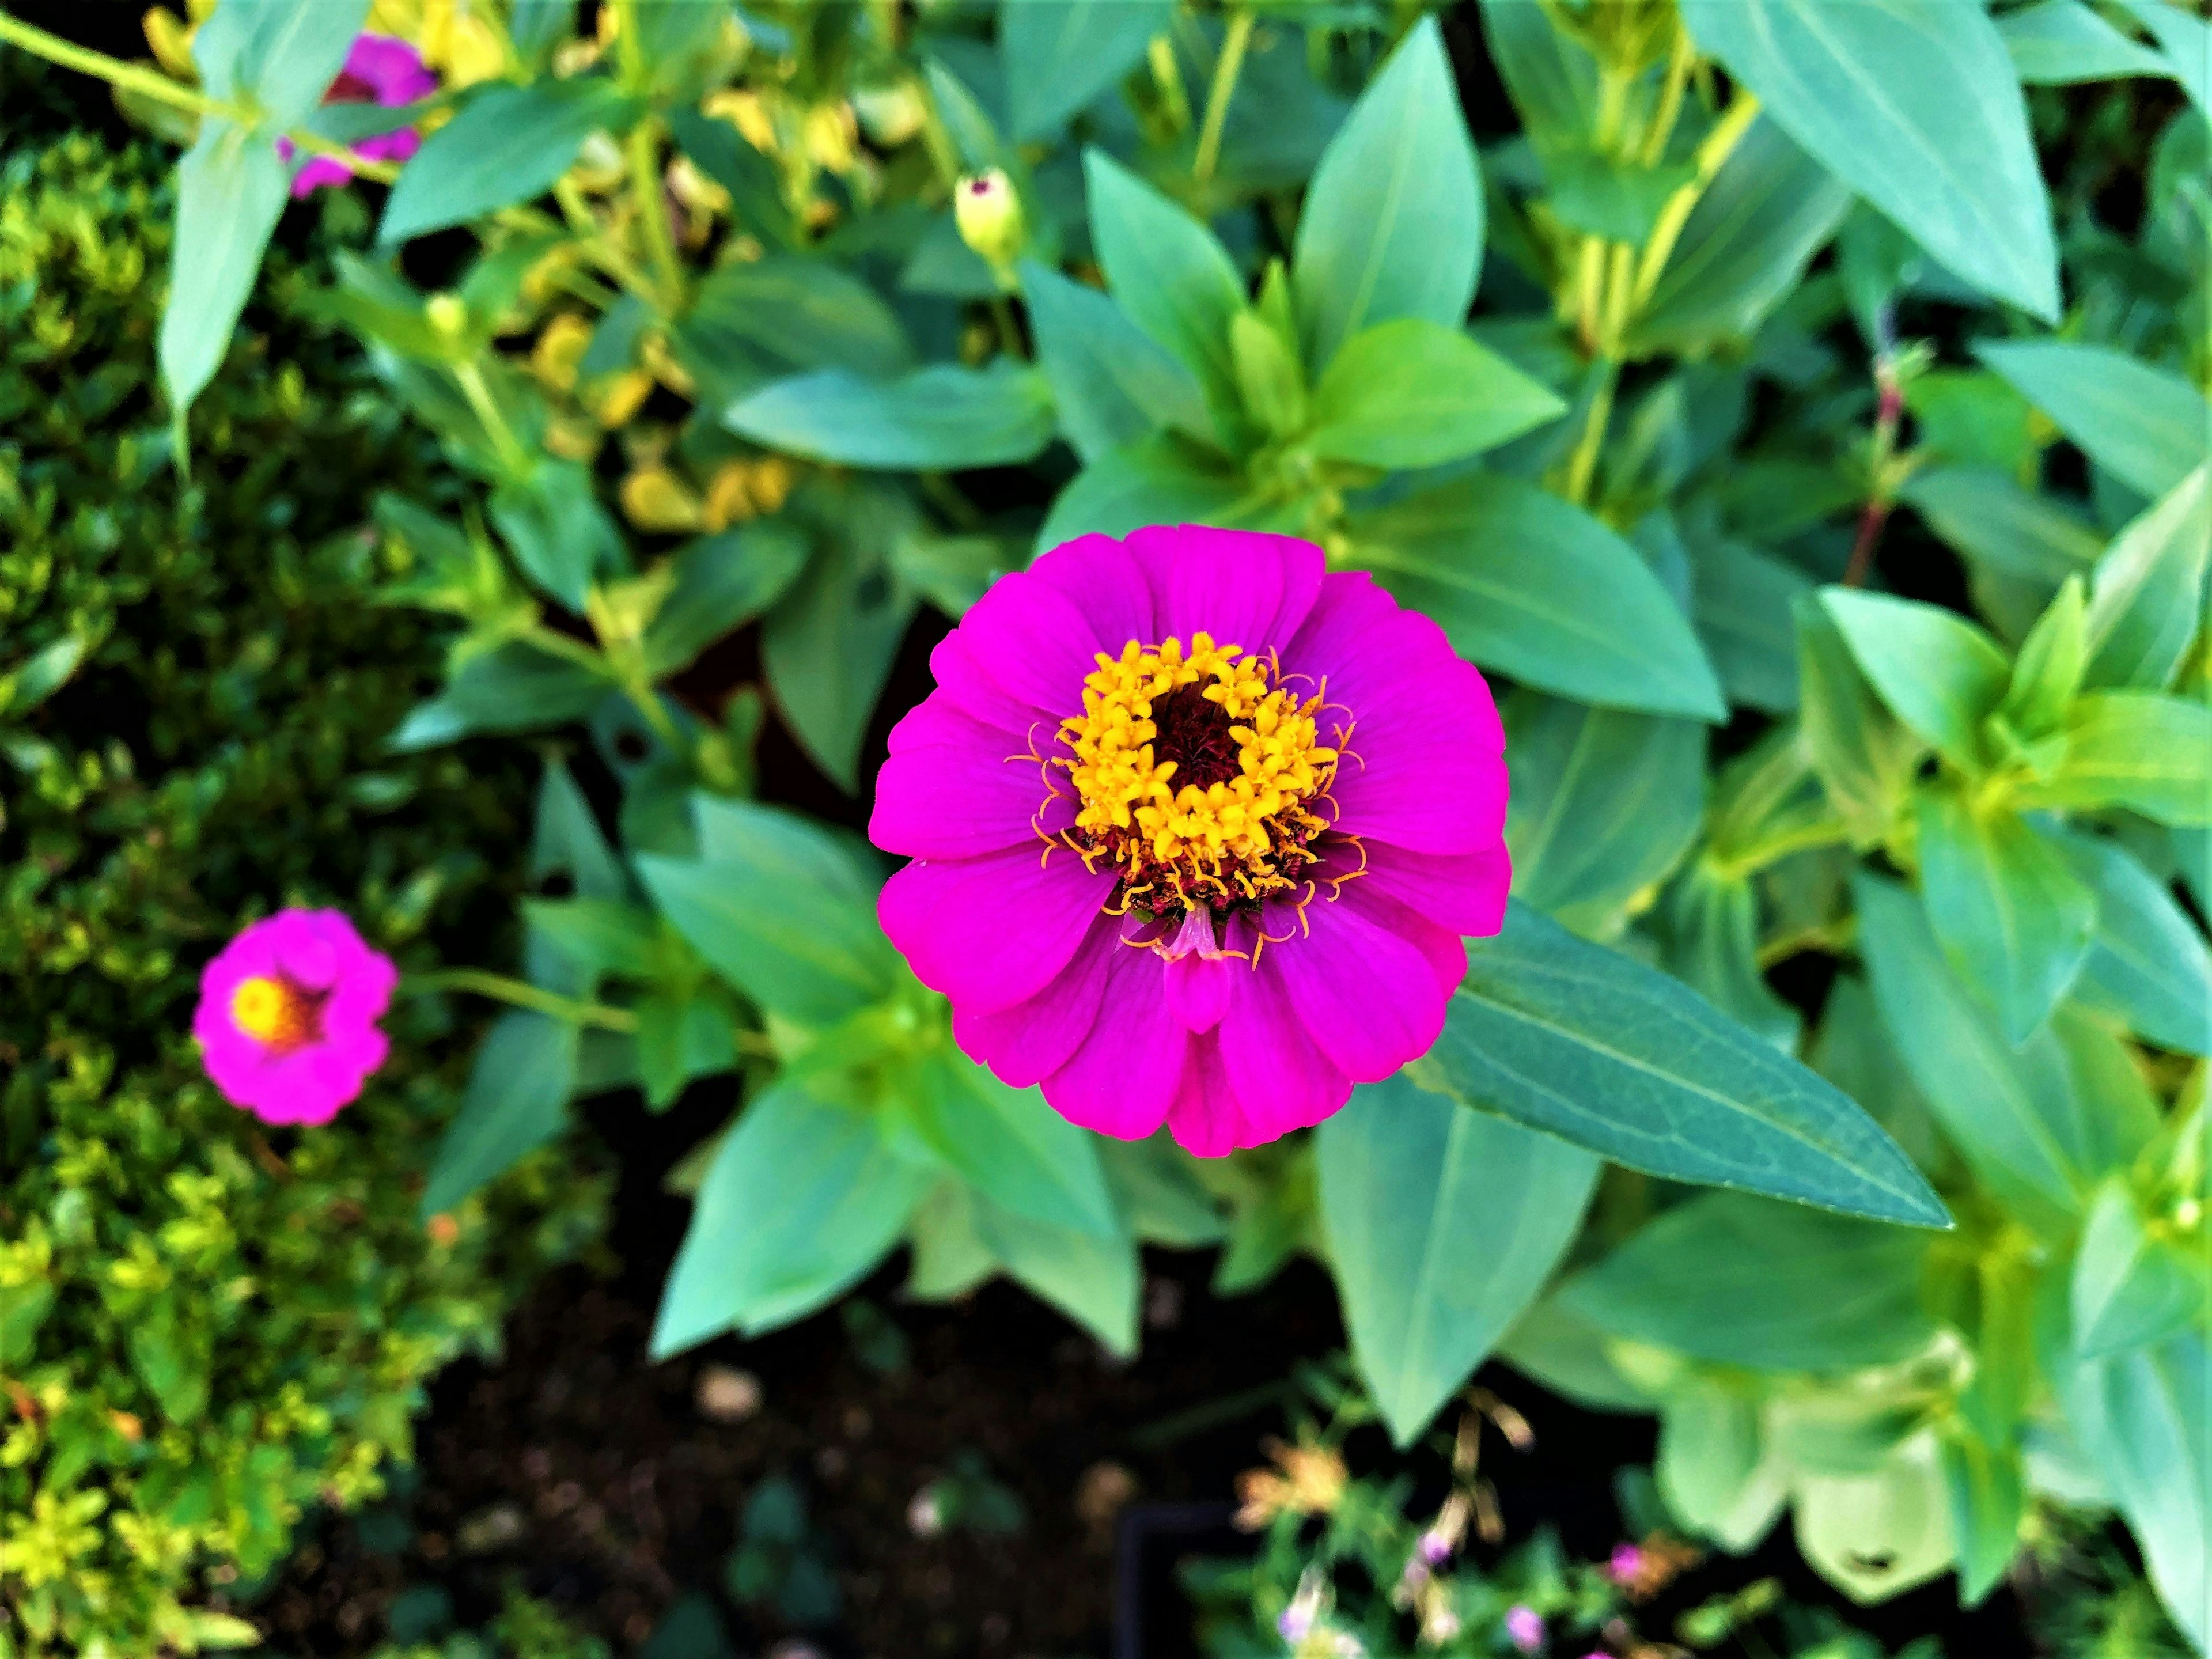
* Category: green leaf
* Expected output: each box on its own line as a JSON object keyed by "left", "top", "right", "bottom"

{"left": 2117, "top": 0, "right": 2211, "bottom": 116}
{"left": 1683, "top": 0, "right": 2058, "bottom": 318}
{"left": 1999, "top": 0, "right": 2178, "bottom": 84}
{"left": 1546, "top": 149, "right": 1696, "bottom": 244}
{"left": 388, "top": 641, "right": 612, "bottom": 751}
{"left": 1306, "top": 319, "right": 1564, "bottom": 469}
{"left": 650, "top": 1077, "right": 932, "bottom": 1357}
{"left": 379, "top": 79, "right": 639, "bottom": 244}
{"left": 1319, "top": 1073, "right": 1599, "bottom": 1446}
{"left": 1035, "top": 433, "right": 1250, "bottom": 551}
{"left": 1412, "top": 902, "right": 1949, "bottom": 1226}
{"left": 1020, "top": 259, "right": 1214, "bottom": 462}
{"left": 1941, "top": 1429, "right": 2025, "bottom": 1606}
{"left": 1794, "top": 594, "right": 1922, "bottom": 845}
{"left": 192, "top": 0, "right": 371, "bottom": 124}
{"left": 2018, "top": 690, "right": 2212, "bottom": 825}
{"left": 1995, "top": 575, "right": 2088, "bottom": 740}
{"left": 2081, "top": 464, "right": 2212, "bottom": 692}
{"left": 2073, "top": 1177, "right": 2207, "bottom": 1359}
{"left": 970, "top": 1195, "right": 1141, "bottom": 1356}
{"left": 1818, "top": 589, "right": 2010, "bottom": 771}
{"left": 1978, "top": 339, "right": 2212, "bottom": 501}
{"left": 760, "top": 529, "right": 916, "bottom": 791}
{"left": 1, "top": 634, "right": 86, "bottom": 718}
{"left": 1660, "top": 1382, "right": 1787, "bottom": 1551}
{"left": 1228, "top": 309, "right": 1308, "bottom": 441}
{"left": 1902, "top": 466, "right": 2103, "bottom": 588}
{"left": 1001, "top": 0, "right": 1171, "bottom": 139}
{"left": 667, "top": 107, "right": 791, "bottom": 248}
{"left": 2060, "top": 833, "right": 2212, "bottom": 1056}
{"left": 1560, "top": 1192, "right": 1938, "bottom": 1372}
{"left": 1631, "top": 117, "right": 1853, "bottom": 354}
{"left": 490, "top": 457, "right": 623, "bottom": 610}
{"left": 1350, "top": 474, "right": 1726, "bottom": 721}
{"left": 1503, "top": 692, "right": 1706, "bottom": 933}
{"left": 726, "top": 362, "right": 1053, "bottom": 472}
{"left": 900, "top": 1048, "right": 1118, "bottom": 1238}
{"left": 636, "top": 850, "right": 895, "bottom": 1028}
{"left": 126, "top": 1303, "right": 211, "bottom": 1425}
{"left": 673, "top": 255, "right": 911, "bottom": 408}
{"left": 690, "top": 794, "right": 878, "bottom": 904}
{"left": 2061, "top": 1326, "right": 2211, "bottom": 1652}
{"left": 1082, "top": 149, "right": 1247, "bottom": 403}
{"left": 1478, "top": 0, "right": 1599, "bottom": 156}
{"left": 524, "top": 896, "right": 662, "bottom": 982}
{"left": 533, "top": 756, "right": 628, "bottom": 903}
{"left": 159, "top": 120, "right": 289, "bottom": 429}
{"left": 0, "top": 1279, "right": 54, "bottom": 1372}
{"left": 1663, "top": 862, "right": 1802, "bottom": 1051}
{"left": 1099, "top": 1135, "right": 1227, "bottom": 1247}
{"left": 1693, "top": 536, "right": 1813, "bottom": 714}
{"left": 635, "top": 987, "right": 738, "bottom": 1111}
{"left": 645, "top": 523, "right": 810, "bottom": 677}
{"left": 1915, "top": 789, "right": 2099, "bottom": 1043}
{"left": 1291, "top": 15, "right": 1483, "bottom": 370}
{"left": 1853, "top": 873, "right": 2118, "bottom": 1228}
{"left": 419, "top": 1012, "right": 579, "bottom": 1216}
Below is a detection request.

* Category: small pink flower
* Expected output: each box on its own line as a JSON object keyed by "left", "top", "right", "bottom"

{"left": 193, "top": 909, "right": 397, "bottom": 1124}
{"left": 869, "top": 527, "right": 1510, "bottom": 1156}
{"left": 1605, "top": 1542, "right": 1645, "bottom": 1583}
{"left": 1505, "top": 1605, "right": 1545, "bottom": 1653}
{"left": 279, "top": 34, "right": 437, "bottom": 197}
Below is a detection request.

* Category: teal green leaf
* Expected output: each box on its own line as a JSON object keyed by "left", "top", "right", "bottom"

{"left": 1411, "top": 902, "right": 1949, "bottom": 1226}
{"left": 1503, "top": 692, "right": 1706, "bottom": 932}
{"left": 1035, "top": 433, "right": 1250, "bottom": 551}
{"left": 490, "top": 457, "right": 623, "bottom": 610}
{"left": 673, "top": 256, "right": 912, "bottom": 407}
{"left": 387, "top": 641, "right": 612, "bottom": 751}
{"left": 1978, "top": 339, "right": 2212, "bottom": 501}
{"left": 762, "top": 529, "right": 917, "bottom": 791}
{"left": 1663, "top": 861, "right": 1802, "bottom": 1051}
{"left": 1478, "top": 0, "right": 1599, "bottom": 156}
{"left": 726, "top": 362, "right": 1054, "bottom": 472}
{"left": 971, "top": 1196, "right": 1140, "bottom": 1356}
{"left": 2018, "top": 691, "right": 2212, "bottom": 825}
{"left": 689, "top": 794, "right": 877, "bottom": 905}
{"left": 1693, "top": 536, "right": 1812, "bottom": 714}
{"left": 1940, "top": 1430, "right": 2026, "bottom": 1607}
{"left": 1018, "top": 259, "right": 1214, "bottom": 461}
{"left": 1291, "top": 15, "right": 1483, "bottom": 370}
{"left": 645, "top": 523, "right": 810, "bottom": 677}
{"left": 380, "top": 79, "right": 638, "bottom": 244}
{"left": 1082, "top": 149, "right": 1247, "bottom": 403}
{"left": 2073, "top": 1177, "right": 2207, "bottom": 1360}
{"left": 1545, "top": 149, "right": 1696, "bottom": 245}
{"left": 1306, "top": 319, "right": 1564, "bottom": 469}
{"left": 192, "top": 0, "right": 371, "bottom": 124}
{"left": 1660, "top": 1382, "right": 1786, "bottom": 1550}
{"left": 159, "top": 120, "right": 290, "bottom": 428}
{"left": 2118, "top": 0, "right": 2210, "bottom": 115}
{"left": 1999, "top": 0, "right": 2177, "bottom": 84}
{"left": 1683, "top": 0, "right": 2058, "bottom": 319}
{"left": 1099, "top": 1136, "right": 1226, "bottom": 1247}
{"left": 1794, "top": 594, "right": 1922, "bottom": 845}
{"left": 900, "top": 1048, "right": 1118, "bottom": 1238}
{"left": 1559, "top": 1192, "right": 1938, "bottom": 1372}
{"left": 419, "top": 1012, "right": 579, "bottom": 1216}
{"left": 1632, "top": 117, "right": 1852, "bottom": 354}
{"left": 1914, "top": 789, "right": 2098, "bottom": 1043}
{"left": 1351, "top": 474, "right": 1726, "bottom": 721}
{"left": 1001, "top": 0, "right": 1171, "bottom": 139}
{"left": 1902, "top": 466, "right": 2103, "bottom": 586}
{"left": 651, "top": 1077, "right": 932, "bottom": 1357}
{"left": 532, "top": 756, "right": 628, "bottom": 903}
{"left": 636, "top": 847, "right": 895, "bottom": 1028}
{"left": 1818, "top": 589, "right": 2009, "bottom": 770}
{"left": 1319, "top": 1074, "right": 1599, "bottom": 1446}
{"left": 2081, "top": 465, "right": 2211, "bottom": 692}
{"left": 2059, "top": 833, "right": 2212, "bottom": 1056}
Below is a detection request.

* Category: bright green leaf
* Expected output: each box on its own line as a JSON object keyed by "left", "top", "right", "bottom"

{"left": 1978, "top": 339, "right": 2212, "bottom": 501}
{"left": 1819, "top": 589, "right": 2010, "bottom": 770}
{"left": 1020, "top": 258, "right": 1214, "bottom": 461}
{"left": 901, "top": 1047, "right": 1118, "bottom": 1238}
{"left": 2000, "top": 0, "right": 2177, "bottom": 84}
{"left": 726, "top": 362, "right": 1054, "bottom": 472}
{"left": 2081, "top": 464, "right": 2212, "bottom": 692}
{"left": 1001, "top": 0, "right": 1171, "bottom": 139}
{"left": 2073, "top": 1177, "right": 2208, "bottom": 1359}
{"left": 1082, "top": 149, "right": 1247, "bottom": 403}
{"left": 1035, "top": 433, "right": 1251, "bottom": 551}
{"left": 2018, "top": 691, "right": 2212, "bottom": 825}
{"left": 159, "top": 120, "right": 289, "bottom": 429}
{"left": 1306, "top": 319, "right": 1565, "bottom": 469}
{"left": 379, "top": 79, "right": 639, "bottom": 244}
{"left": 420, "top": 1012, "right": 579, "bottom": 1216}
{"left": 645, "top": 523, "right": 810, "bottom": 677}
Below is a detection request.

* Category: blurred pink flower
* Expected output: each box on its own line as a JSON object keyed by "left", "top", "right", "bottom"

{"left": 870, "top": 526, "right": 1510, "bottom": 1156}
{"left": 279, "top": 34, "right": 436, "bottom": 197}
{"left": 1505, "top": 1604, "right": 1545, "bottom": 1653}
{"left": 193, "top": 908, "right": 397, "bottom": 1124}
{"left": 1606, "top": 1542, "right": 1645, "bottom": 1582}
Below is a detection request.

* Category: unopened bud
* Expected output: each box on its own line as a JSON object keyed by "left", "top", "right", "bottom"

{"left": 955, "top": 168, "right": 1025, "bottom": 276}
{"left": 425, "top": 292, "right": 469, "bottom": 340}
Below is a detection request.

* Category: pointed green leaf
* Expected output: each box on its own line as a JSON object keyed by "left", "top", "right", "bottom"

{"left": 971, "top": 1196, "right": 1140, "bottom": 1355}
{"left": 902, "top": 1048, "right": 1118, "bottom": 1238}
{"left": 1819, "top": 589, "right": 2010, "bottom": 770}
{"left": 1307, "top": 319, "right": 1564, "bottom": 469}
{"left": 1320, "top": 1074, "right": 1599, "bottom": 1446}
{"left": 160, "top": 120, "right": 290, "bottom": 426}
{"left": 1020, "top": 259, "right": 1214, "bottom": 461}
{"left": 1036, "top": 433, "right": 1251, "bottom": 551}
{"left": 1082, "top": 149, "right": 1247, "bottom": 403}
{"left": 1411, "top": 902, "right": 1949, "bottom": 1226}
{"left": 726, "top": 362, "right": 1054, "bottom": 472}
{"left": 1001, "top": 0, "right": 1171, "bottom": 139}
{"left": 380, "top": 79, "right": 640, "bottom": 244}
{"left": 2081, "top": 464, "right": 2212, "bottom": 692}
{"left": 1978, "top": 339, "right": 2212, "bottom": 501}
{"left": 2019, "top": 691, "right": 2212, "bottom": 825}
{"left": 420, "top": 1012, "right": 579, "bottom": 1216}
{"left": 2073, "top": 1178, "right": 2208, "bottom": 1359}
{"left": 2000, "top": 0, "right": 2178, "bottom": 84}
{"left": 2059, "top": 833, "right": 2212, "bottom": 1056}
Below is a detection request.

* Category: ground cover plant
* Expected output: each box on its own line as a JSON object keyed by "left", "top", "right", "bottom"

{"left": 0, "top": 0, "right": 2207, "bottom": 1652}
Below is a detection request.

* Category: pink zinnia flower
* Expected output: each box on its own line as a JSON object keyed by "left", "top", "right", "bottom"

{"left": 1605, "top": 1542, "right": 1644, "bottom": 1583}
{"left": 870, "top": 527, "right": 1509, "bottom": 1156}
{"left": 279, "top": 34, "right": 437, "bottom": 198}
{"left": 192, "top": 909, "right": 397, "bottom": 1124}
{"left": 1505, "top": 1605, "right": 1546, "bottom": 1653}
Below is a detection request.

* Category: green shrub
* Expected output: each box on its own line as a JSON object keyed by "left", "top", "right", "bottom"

{"left": 0, "top": 130, "right": 605, "bottom": 1657}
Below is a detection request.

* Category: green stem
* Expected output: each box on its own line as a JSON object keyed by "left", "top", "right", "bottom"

{"left": 1710, "top": 817, "right": 1853, "bottom": 882}
{"left": 1562, "top": 357, "right": 1619, "bottom": 507}
{"left": 452, "top": 358, "right": 533, "bottom": 478}
{"left": 403, "top": 969, "right": 639, "bottom": 1033}
{"left": 1193, "top": 8, "right": 1255, "bottom": 185}
{"left": 1638, "top": 21, "right": 1695, "bottom": 168}
{"left": 626, "top": 118, "right": 687, "bottom": 313}
{"left": 1631, "top": 89, "right": 1762, "bottom": 310}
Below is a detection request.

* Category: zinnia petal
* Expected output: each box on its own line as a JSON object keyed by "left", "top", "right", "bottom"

{"left": 878, "top": 844, "right": 1115, "bottom": 1015}
{"left": 1040, "top": 945, "right": 1185, "bottom": 1139}
{"left": 192, "top": 908, "right": 396, "bottom": 1126}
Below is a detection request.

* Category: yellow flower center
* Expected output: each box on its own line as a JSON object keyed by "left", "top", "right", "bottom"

{"left": 1054, "top": 633, "right": 1339, "bottom": 914}
{"left": 229, "top": 975, "right": 317, "bottom": 1050}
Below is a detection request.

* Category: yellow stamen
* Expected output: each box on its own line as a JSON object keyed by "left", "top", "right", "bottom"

{"left": 1052, "top": 633, "right": 1339, "bottom": 913}
{"left": 230, "top": 975, "right": 314, "bottom": 1050}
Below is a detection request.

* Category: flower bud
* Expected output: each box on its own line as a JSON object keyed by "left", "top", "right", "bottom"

{"left": 425, "top": 292, "right": 469, "bottom": 341}
{"left": 955, "top": 168, "right": 1025, "bottom": 276}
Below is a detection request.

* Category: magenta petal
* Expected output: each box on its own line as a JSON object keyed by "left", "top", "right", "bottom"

{"left": 1350, "top": 841, "right": 1512, "bottom": 939}
{"left": 878, "top": 845, "right": 1114, "bottom": 1015}
{"left": 1263, "top": 888, "right": 1452, "bottom": 1082}
{"left": 926, "top": 630, "right": 1062, "bottom": 740}
{"left": 953, "top": 917, "right": 1118, "bottom": 1086}
{"left": 290, "top": 156, "right": 354, "bottom": 196}
{"left": 1028, "top": 533, "right": 1157, "bottom": 659}
{"left": 949, "top": 566, "right": 1112, "bottom": 714}
{"left": 1040, "top": 946, "right": 1184, "bottom": 1138}
{"left": 346, "top": 33, "right": 436, "bottom": 101}
{"left": 1127, "top": 525, "right": 1326, "bottom": 654}
{"left": 870, "top": 708, "right": 1065, "bottom": 859}
{"left": 1163, "top": 1036, "right": 1245, "bottom": 1157}
{"left": 1162, "top": 950, "right": 1237, "bottom": 1033}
